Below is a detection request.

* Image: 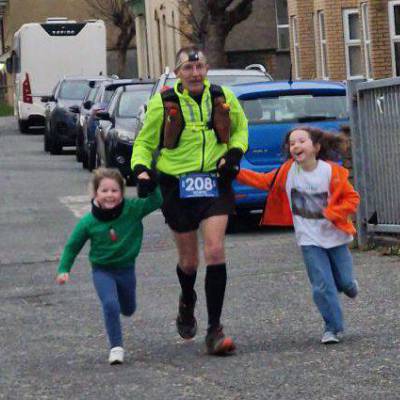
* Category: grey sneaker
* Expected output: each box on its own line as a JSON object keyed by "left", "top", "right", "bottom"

{"left": 321, "top": 331, "right": 340, "bottom": 344}
{"left": 344, "top": 280, "right": 359, "bottom": 299}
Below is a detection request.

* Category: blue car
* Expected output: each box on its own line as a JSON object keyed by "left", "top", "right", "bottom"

{"left": 231, "top": 80, "right": 348, "bottom": 214}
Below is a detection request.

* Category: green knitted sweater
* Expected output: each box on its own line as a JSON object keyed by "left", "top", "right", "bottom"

{"left": 57, "top": 188, "right": 162, "bottom": 274}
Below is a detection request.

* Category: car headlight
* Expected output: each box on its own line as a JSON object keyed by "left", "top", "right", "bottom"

{"left": 117, "top": 129, "right": 135, "bottom": 142}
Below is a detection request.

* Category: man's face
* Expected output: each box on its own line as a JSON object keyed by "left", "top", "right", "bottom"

{"left": 176, "top": 60, "right": 209, "bottom": 95}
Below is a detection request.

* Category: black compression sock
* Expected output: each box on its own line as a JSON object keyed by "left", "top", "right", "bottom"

{"left": 205, "top": 263, "right": 227, "bottom": 330}
{"left": 176, "top": 265, "right": 197, "bottom": 304}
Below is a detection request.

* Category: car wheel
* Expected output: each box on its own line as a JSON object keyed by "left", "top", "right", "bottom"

{"left": 49, "top": 134, "right": 62, "bottom": 155}
{"left": 18, "top": 119, "right": 30, "bottom": 134}
{"left": 87, "top": 145, "right": 96, "bottom": 171}
{"left": 82, "top": 148, "right": 88, "bottom": 169}
{"left": 75, "top": 144, "right": 83, "bottom": 162}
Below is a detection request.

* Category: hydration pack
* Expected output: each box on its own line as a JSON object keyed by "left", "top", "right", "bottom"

{"left": 160, "top": 84, "right": 231, "bottom": 149}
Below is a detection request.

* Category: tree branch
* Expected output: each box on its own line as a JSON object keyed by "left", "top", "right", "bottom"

{"left": 225, "top": 0, "right": 253, "bottom": 33}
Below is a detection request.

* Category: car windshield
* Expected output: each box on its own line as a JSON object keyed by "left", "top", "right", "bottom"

{"left": 165, "top": 75, "right": 269, "bottom": 88}
{"left": 59, "top": 81, "right": 88, "bottom": 100}
{"left": 240, "top": 95, "right": 348, "bottom": 123}
{"left": 117, "top": 88, "right": 152, "bottom": 118}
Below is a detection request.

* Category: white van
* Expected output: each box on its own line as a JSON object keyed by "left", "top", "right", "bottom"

{"left": 6, "top": 18, "right": 107, "bottom": 133}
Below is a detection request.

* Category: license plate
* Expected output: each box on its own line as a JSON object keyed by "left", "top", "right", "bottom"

{"left": 179, "top": 173, "right": 219, "bottom": 198}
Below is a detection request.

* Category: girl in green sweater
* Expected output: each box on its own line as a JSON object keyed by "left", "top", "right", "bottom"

{"left": 56, "top": 168, "right": 162, "bottom": 365}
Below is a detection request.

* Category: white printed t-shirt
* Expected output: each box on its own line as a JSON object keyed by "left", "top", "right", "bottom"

{"left": 286, "top": 160, "right": 353, "bottom": 248}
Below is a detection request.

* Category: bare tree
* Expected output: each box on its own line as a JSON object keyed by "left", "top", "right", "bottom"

{"left": 85, "top": 0, "right": 136, "bottom": 77}
{"left": 177, "top": 0, "right": 255, "bottom": 67}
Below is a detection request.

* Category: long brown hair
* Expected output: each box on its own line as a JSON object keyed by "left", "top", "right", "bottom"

{"left": 283, "top": 126, "right": 346, "bottom": 161}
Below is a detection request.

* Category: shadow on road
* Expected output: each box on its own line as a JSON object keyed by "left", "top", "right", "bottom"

{"left": 227, "top": 212, "right": 293, "bottom": 235}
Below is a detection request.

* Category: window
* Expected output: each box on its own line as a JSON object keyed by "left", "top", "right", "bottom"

{"left": 389, "top": 1, "right": 400, "bottom": 76}
{"left": 317, "top": 11, "right": 329, "bottom": 79}
{"left": 275, "top": 0, "right": 289, "bottom": 50}
{"left": 343, "top": 9, "right": 363, "bottom": 79}
{"left": 361, "top": 3, "right": 372, "bottom": 79}
{"left": 59, "top": 81, "right": 89, "bottom": 100}
{"left": 240, "top": 95, "right": 347, "bottom": 124}
{"left": 290, "top": 16, "right": 300, "bottom": 79}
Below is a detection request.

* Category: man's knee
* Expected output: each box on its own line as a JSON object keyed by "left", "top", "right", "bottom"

{"left": 204, "top": 242, "right": 225, "bottom": 263}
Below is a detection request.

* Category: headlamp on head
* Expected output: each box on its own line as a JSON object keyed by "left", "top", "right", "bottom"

{"left": 175, "top": 49, "right": 206, "bottom": 70}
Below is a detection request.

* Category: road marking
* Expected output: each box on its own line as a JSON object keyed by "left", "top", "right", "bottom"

{"left": 60, "top": 195, "right": 162, "bottom": 218}
{"left": 60, "top": 195, "right": 90, "bottom": 218}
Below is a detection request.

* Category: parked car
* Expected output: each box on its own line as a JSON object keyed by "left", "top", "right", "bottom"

{"left": 230, "top": 80, "right": 349, "bottom": 215}
{"left": 42, "top": 76, "right": 103, "bottom": 154}
{"left": 72, "top": 78, "right": 134, "bottom": 169}
{"left": 72, "top": 78, "right": 112, "bottom": 163}
{"left": 95, "top": 81, "right": 154, "bottom": 183}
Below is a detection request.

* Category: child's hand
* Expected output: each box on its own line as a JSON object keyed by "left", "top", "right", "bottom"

{"left": 56, "top": 273, "right": 69, "bottom": 285}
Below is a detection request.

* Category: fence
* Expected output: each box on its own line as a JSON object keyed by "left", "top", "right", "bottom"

{"left": 348, "top": 79, "right": 400, "bottom": 247}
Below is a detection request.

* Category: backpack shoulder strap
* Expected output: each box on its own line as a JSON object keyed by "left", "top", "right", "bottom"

{"left": 209, "top": 84, "right": 225, "bottom": 100}
{"left": 161, "top": 88, "right": 179, "bottom": 103}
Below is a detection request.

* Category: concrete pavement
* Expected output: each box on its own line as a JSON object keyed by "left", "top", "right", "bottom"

{"left": 1, "top": 116, "right": 399, "bottom": 399}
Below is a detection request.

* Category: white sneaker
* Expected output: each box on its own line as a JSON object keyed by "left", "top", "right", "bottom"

{"left": 321, "top": 331, "right": 340, "bottom": 344}
{"left": 108, "top": 346, "right": 124, "bottom": 365}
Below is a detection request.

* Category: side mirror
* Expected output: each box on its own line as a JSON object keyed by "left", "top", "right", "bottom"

{"left": 69, "top": 105, "right": 80, "bottom": 113}
{"left": 6, "top": 58, "right": 12, "bottom": 74}
{"left": 96, "top": 111, "right": 111, "bottom": 120}
{"left": 42, "top": 95, "right": 56, "bottom": 103}
{"left": 83, "top": 100, "right": 92, "bottom": 110}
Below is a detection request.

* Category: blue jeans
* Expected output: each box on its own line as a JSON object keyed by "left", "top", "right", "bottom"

{"left": 301, "top": 244, "right": 356, "bottom": 334}
{"left": 92, "top": 266, "right": 136, "bottom": 348}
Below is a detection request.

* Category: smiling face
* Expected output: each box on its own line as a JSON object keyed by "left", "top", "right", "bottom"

{"left": 288, "top": 129, "right": 320, "bottom": 169}
{"left": 94, "top": 177, "right": 123, "bottom": 209}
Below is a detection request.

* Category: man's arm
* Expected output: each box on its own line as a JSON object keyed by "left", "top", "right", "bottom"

{"left": 131, "top": 94, "right": 164, "bottom": 171}
{"left": 224, "top": 87, "right": 248, "bottom": 153}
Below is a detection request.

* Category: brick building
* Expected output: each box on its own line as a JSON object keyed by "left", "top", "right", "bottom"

{"left": 287, "top": 0, "right": 399, "bottom": 81}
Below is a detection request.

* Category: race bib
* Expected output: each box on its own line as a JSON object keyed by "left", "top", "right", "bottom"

{"left": 179, "top": 173, "right": 219, "bottom": 198}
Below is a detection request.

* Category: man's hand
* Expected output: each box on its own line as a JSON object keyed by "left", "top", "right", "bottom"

{"left": 56, "top": 273, "right": 69, "bottom": 285}
{"left": 133, "top": 165, "right": 157, "bottom": 198}
{"left": 217, "top": 148, "right": 243, "bottom": 182}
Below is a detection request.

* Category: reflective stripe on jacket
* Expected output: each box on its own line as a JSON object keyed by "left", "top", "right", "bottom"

{"left": 237, "top": 159, "right": 360, "bottom": 235}
{"left": 131, "top": 79, "right": 248, "bottom": 177}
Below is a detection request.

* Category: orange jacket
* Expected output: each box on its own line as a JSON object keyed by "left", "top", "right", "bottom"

{"left": 237, "top": 159, "right": 360, "bottom": 235}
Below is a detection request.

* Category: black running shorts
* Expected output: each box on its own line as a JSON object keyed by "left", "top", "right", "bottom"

{"left": 159, "top": 173, "right": 236, "bottom": 233}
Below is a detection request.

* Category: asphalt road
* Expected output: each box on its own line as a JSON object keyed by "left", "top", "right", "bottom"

{"left": 0, "top": 116, "right": 399, "bottom": 399}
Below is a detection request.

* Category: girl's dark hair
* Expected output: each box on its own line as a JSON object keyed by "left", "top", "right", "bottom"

{"left": 283, "top": 126, "right": 346, "bottom": 161}
{"left": 91, "top": 168, "right": 125, "bottom": 195}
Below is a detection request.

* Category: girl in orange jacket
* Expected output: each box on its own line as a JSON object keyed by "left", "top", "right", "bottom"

{"left": 237, "top": 126, "right": 360, "bottom": 344}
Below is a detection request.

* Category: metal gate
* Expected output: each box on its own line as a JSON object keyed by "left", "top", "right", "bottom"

{"left": 348, "top": 79, "right": 400, "bottom": 246}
